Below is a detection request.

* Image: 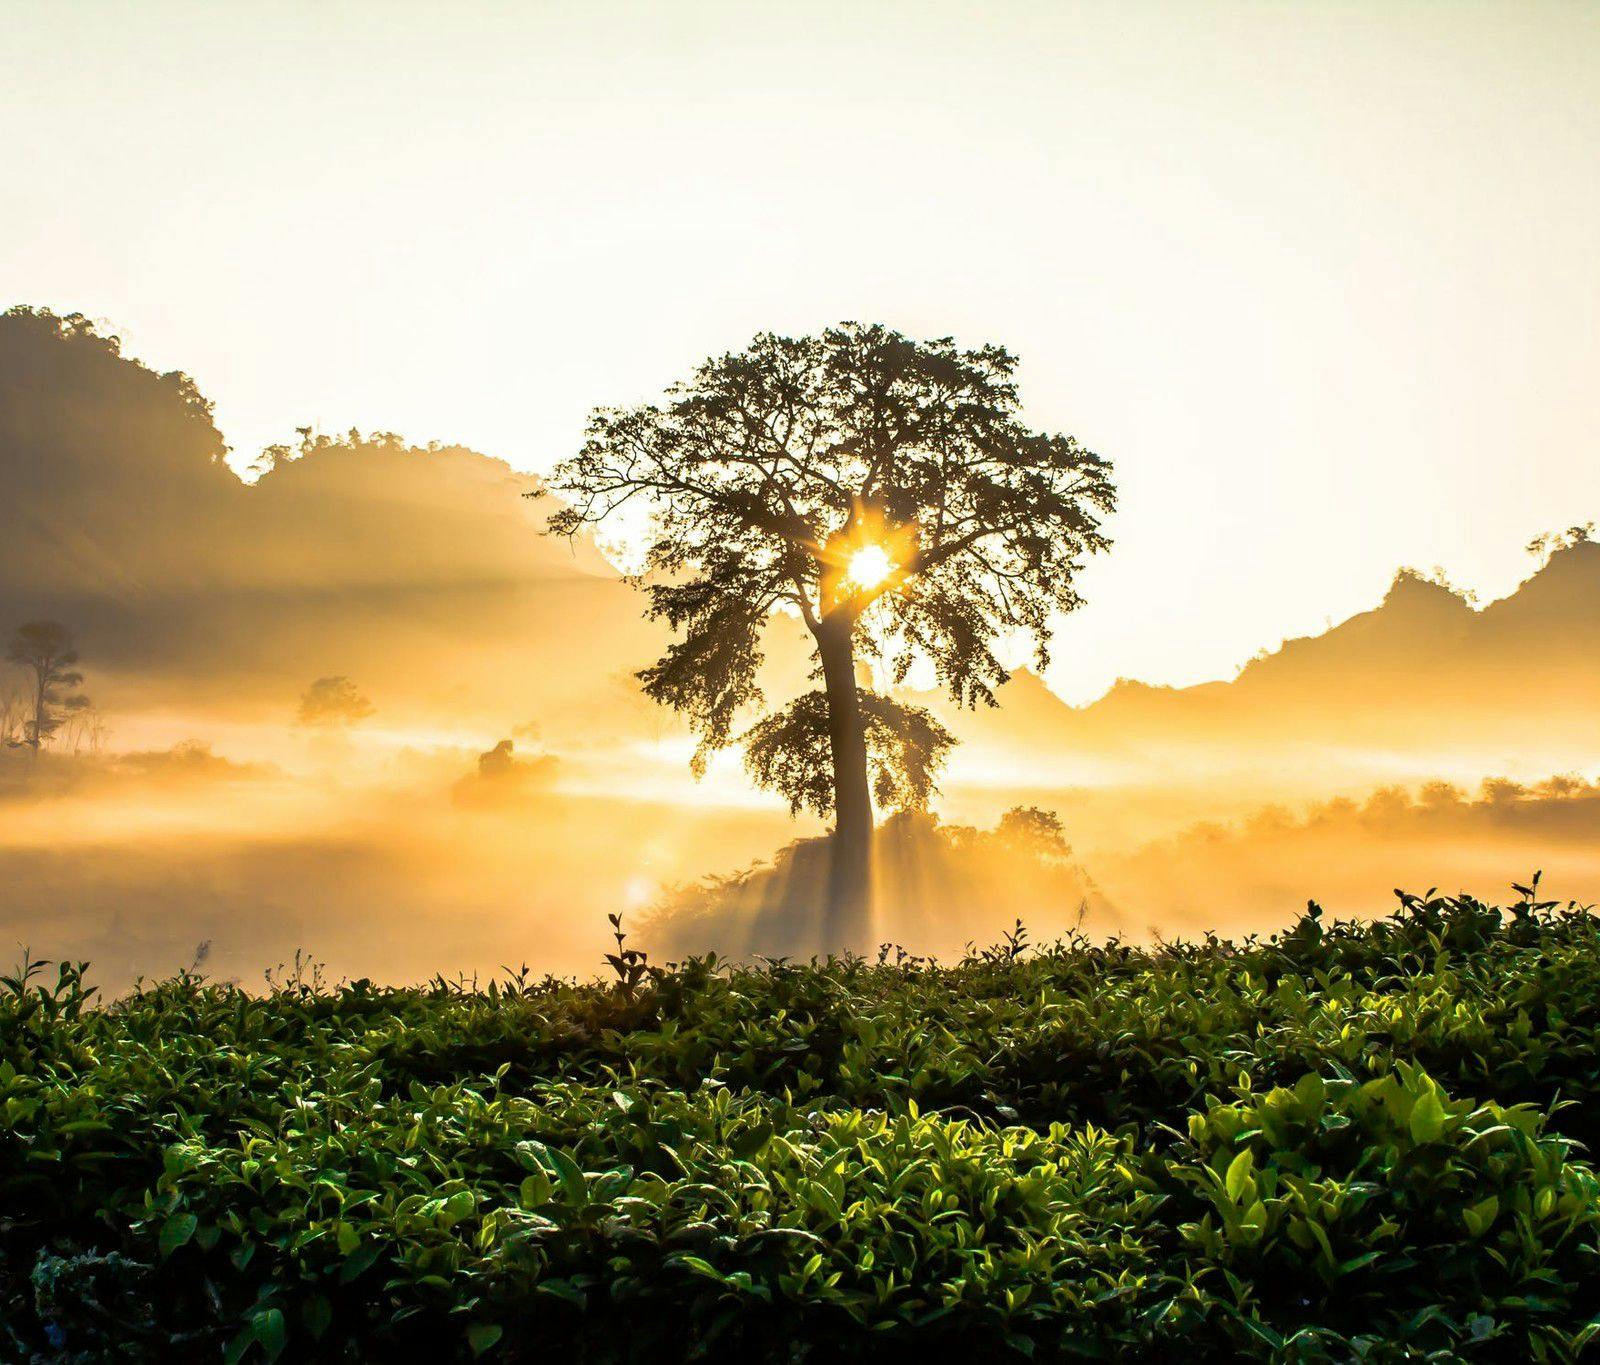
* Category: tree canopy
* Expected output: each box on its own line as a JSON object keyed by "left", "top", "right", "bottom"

{"left": 6, "top": 619, "right": 89, "bottom": 750}
{"left": 543, "top": 322, "right": 1115, "bottom": 941}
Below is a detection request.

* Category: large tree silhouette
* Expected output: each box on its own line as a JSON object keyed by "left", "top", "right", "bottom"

{"left": 543, "top": 323, "right": 1114, "bottom": 945}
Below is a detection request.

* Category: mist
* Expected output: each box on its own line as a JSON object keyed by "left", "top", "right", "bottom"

{"left": 3, "top": 307, "right": 1598, "bottom": 991}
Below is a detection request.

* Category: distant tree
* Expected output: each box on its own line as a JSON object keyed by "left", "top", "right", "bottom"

{"left": 996, "top": 806, "right": 1071, "bottom": 859}
{"left": 1393, "top": 564, "right": 1477, "bottom": 604}
{"left": 249, "top": 425, "right": 319, "bottom": 478}
{"left": 541, "top": 322, "right": 1115, "bottom": 945}
{"left": 1525, "top": 522, "right": 1596, "bottom": 566}
{"left": 0, "top": 677, "right": 24, "bottom": 747}
{"left": 61, "top": 704, "right": 108, "bottom": 757}
{"left": 6, "top": 620, "right": 89, "bottom": 751}
{"left": 479, "top": 738, "right": 519, "bottom": 779}
{"left": 296, "top": 676, "right": 375, "bottom": 727}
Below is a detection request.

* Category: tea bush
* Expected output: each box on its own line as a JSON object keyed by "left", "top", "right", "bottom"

{"left": 4, "top": 885, "right": 1600, "bottom": 1360}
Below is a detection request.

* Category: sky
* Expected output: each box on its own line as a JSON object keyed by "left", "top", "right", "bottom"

{"left": 4, "top": 0, "right": 1598, "bottom": 703}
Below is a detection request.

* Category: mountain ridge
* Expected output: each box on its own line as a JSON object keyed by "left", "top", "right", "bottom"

{"left": 920, "top": 541, "right": 1600, "bottom": 777}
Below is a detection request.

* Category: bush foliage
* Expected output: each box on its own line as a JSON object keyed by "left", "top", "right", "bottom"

{"left": 5, "top": 884, "right": 1600, "bottom": 1361}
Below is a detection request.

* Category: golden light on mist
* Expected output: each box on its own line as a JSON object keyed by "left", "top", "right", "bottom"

{"left": 844, "top": 543, "right": 895, "bottom": 592}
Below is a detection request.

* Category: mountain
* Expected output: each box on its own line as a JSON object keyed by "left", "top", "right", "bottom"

{"left": 923, "top": 546, "right": 1600, "bottom": 789}
{"left": 0, "top": 307, "right": 658, "bottom": 732}
{"left": 6, "top": 304, "right": 1595, "bottom": 786}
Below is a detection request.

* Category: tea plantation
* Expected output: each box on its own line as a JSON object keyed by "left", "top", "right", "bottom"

{"left": 6, "top": 886, "right": 1600, "bottom": 1362}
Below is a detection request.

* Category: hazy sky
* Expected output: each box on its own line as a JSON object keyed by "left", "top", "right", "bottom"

{"left": 4, "top": 0, "right": 1597, "bottom": 702}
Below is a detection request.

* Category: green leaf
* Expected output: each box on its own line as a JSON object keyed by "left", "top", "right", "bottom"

{"left": 1224, "top": 1149, "right": 1254, "bottom": 1203}
{"left": 223, "top": 1325, "right": 255, "bottom": 1365}
{"left": 302, "top": 1294, "right": 332, "bottom": 1339}
{"left": 1463, "top": 1195, "right": 1499, "bottom": 1238}
{"left": 546, "top": 1146, "right": 587, "bottom": 1203}
{"left": 253, "top": 1307, "right": 287, "bottom": 1362}
{"left": 1240, "top": 1318, "right": 1284, "bottom": 1349}
{"left": 1408, "top": 1089, "right": 1447, "bottom": 1143}
{"left": 467, "top": 1323, "right": 504, "bottom": 1356}
{"left": 1240, "top": 1199, "right": 1268, "bottom": 1236}
{"left": 441, "top": 1188, "right": 477, "bottom": 1225}
{"left": 1293, "top": 1073, "right": 1326, "bottom": 1111}
{"left": 731, "top": 1122, "right": 774, "bottom": 1159}
{"left": 535, "top": 1279, "right": 588, "bottom": 1308}
{"left": 159, "top": 1211, "right": 198, "bottom": 1257}
{"left": 338, "top": 1243, "right": 382, "bottom": 1284}
{"left": 675, "top": 1254, "right": 728, "bottom": 1283}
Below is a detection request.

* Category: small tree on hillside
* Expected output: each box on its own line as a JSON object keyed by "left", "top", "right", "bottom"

{"left": 6, "top": 620, "right": 90, "bottom": 752}
{"left": 541, "top": 323, "right": 1115, "bottom": 946}
{"left": 296, "top": 676, "right": 375, "bottom": 727}
{"left": 1525, "top": 522, "right": 1595, "bottom": 567}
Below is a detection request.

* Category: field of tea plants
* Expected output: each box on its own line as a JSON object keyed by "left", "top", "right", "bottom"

{"left": 5, "top": 885, "right": 1600, "bottom": 1362}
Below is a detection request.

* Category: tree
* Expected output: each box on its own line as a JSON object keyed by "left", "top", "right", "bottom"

{"left": 6, "top": 620, "right": 89, "bottom": 751}
{"left": 60, "top": 704, "right": 108, "bottom": 757}
{"left": 0, "top": 677, "right": 24, "bottom": 747}
{"left": 296, "top": 676, "right": 375, "bottom": 727}
{"left": 1526, "top": 522, "right": 1595, "bottom": 567}
{"left": 996, "top": 805, "right": 1072, "bottom": 860}
{"left": 541, "top": 323, "right": 1115, "bottom": 946}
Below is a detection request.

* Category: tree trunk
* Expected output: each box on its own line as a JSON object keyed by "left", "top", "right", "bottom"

{"left": 816, "top": 616, "right": 873, "bottom": 953}
{"left": 30, "top": 668, "right": 45, "bottom": 754}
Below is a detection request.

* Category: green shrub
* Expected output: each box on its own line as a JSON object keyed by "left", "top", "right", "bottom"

{"left": 4, "top": 888, "right": 1600, "bottom": 1360}
{"left": 1167, "top": 1065, "right": 1600, "bottom": 1356}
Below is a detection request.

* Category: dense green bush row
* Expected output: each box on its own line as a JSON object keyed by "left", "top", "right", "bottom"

{"left": 4, "top": 886, "right": 1600, "bottom": 1360}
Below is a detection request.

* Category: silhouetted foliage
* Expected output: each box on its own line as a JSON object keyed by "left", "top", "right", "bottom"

{"left": 295, "top": 675, "right": 374, "bottom": 727}
{"left": 1526, "top": 521, "right": 1595, "bottom": 566}
{"left": 995, "top": 804, "right": 1071, "bottom": 857}
{"left": 0, "top": 307, "right": 219, "bottom": 431}
{"left": 451, "top": 738, "right": 560, "bottom": 808}
{"left": 741, "top": 689, "right": 955, "bottom": 816}
{"left": 541, "top": 322, "right": 1115, "bottom": 940}
{"left": 6, "top": 620, "right": 89, "bottom": 750}
{"left": 477, "top": 738, "right": 518, "bottom": 778}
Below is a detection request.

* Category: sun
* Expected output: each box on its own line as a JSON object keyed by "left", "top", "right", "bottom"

{"left": 845, "top": 543, "right": 895, "bottom": 592}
